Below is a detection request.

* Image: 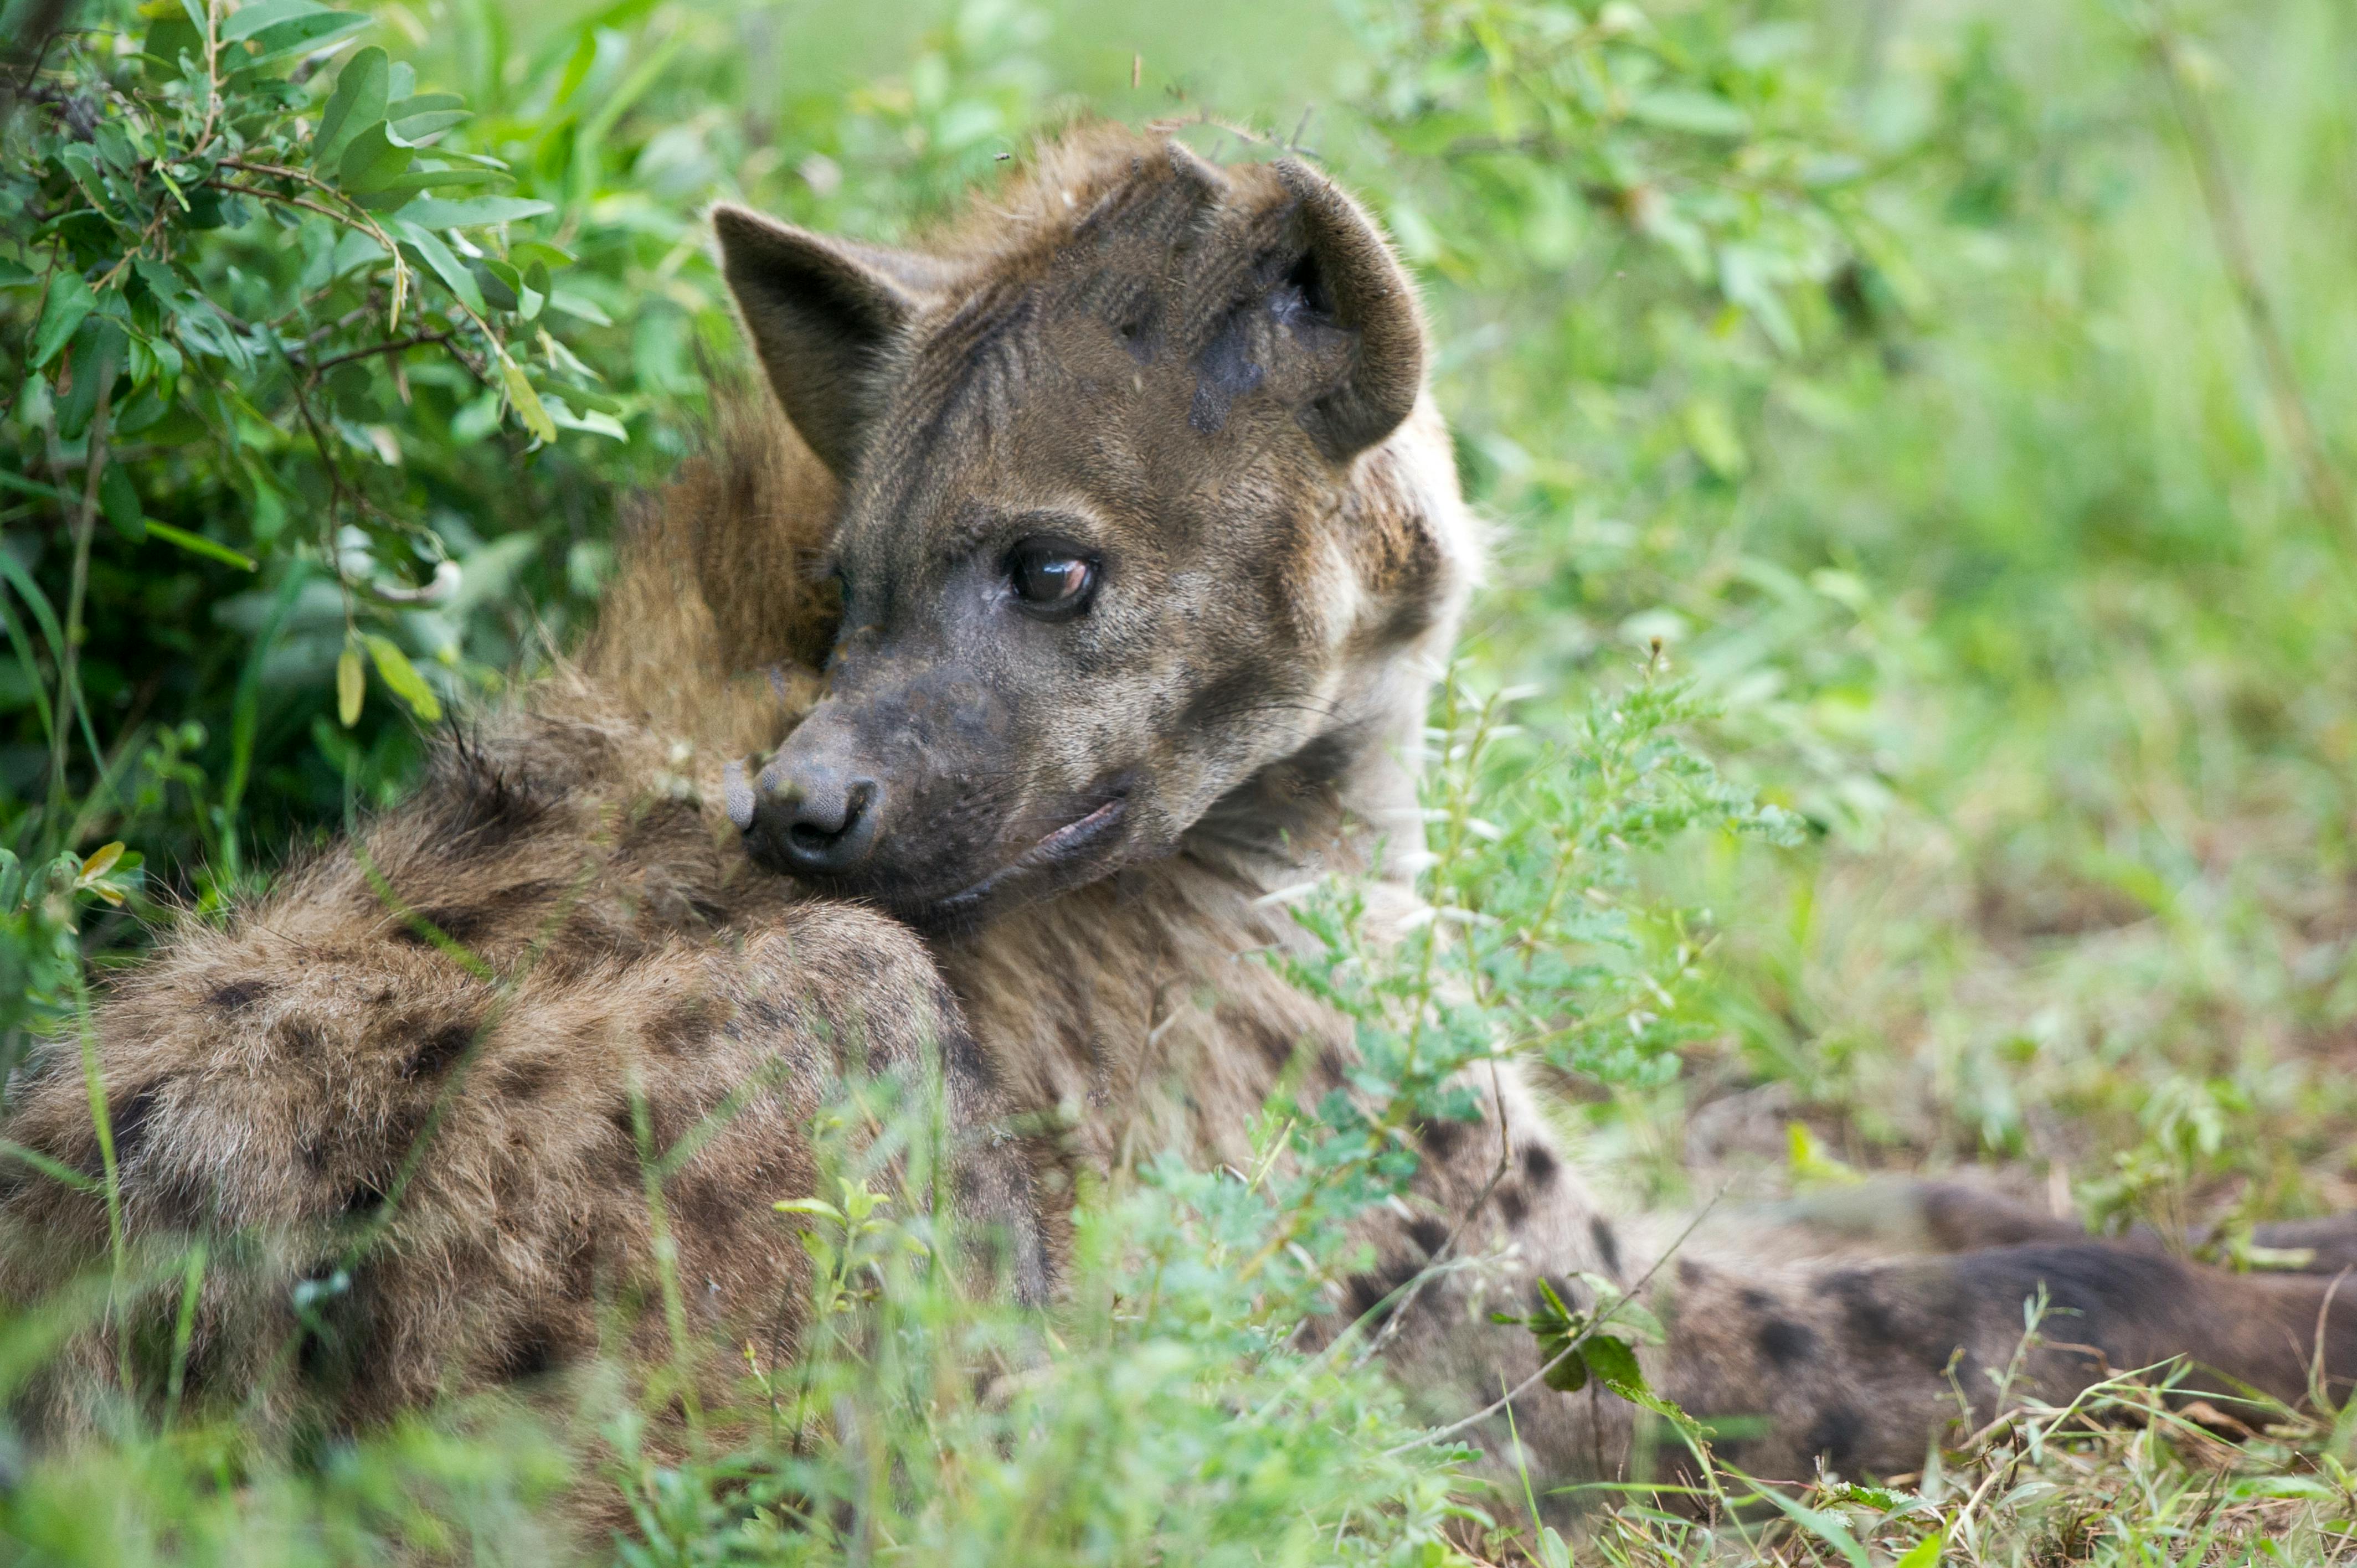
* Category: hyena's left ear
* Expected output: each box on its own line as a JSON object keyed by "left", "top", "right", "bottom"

{"left": 712, "top": 204, "right": 934, "bottom": 477}
{"left": 1260, "top": 158, "right": 1425, "bottom": 462}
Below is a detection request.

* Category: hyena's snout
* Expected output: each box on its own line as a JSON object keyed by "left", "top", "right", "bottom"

{"left": 737, "top": 719, "right": 886, "bottom": 879}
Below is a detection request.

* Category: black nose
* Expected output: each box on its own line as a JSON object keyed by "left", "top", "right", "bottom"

{"left": 743, "top": 760, "right": 883, "bottom": 878}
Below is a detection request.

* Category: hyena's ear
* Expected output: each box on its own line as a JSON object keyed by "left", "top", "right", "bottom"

{"left": 712, "top": 204, "right": 924, "bottom": 477}
{"left": 1262, "top": 158, "right": 1425, "bottom": 462}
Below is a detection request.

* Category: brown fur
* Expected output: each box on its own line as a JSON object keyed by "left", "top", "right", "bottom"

{"left": 7, "top": 127, "right": 2357, "bottom": 1509}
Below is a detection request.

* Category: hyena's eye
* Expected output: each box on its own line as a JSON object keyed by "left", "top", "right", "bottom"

{"left": 1006, "top": 538, "right": 1099, "bottom": 619}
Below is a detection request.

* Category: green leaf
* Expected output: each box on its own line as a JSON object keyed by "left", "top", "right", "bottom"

{"left": 233, "top": 9, "right": 368, "bottom": 65}
{"left": 1742, "top": 1487, "right": 1871, "bottom": 1568}
{"left": 401, "top": 196, "right": 553, "bottom": 229}
{"left": 1582, "top": 1333, "right": 1646, "bottom": 1392}
{"left": 0, "top": 469, "right": 74, "bottom": 504}
{"left": 352, "top": 167, "right": 508, "bottom": 210}
{"left": 143, "top": 521, "right": 257, "bottom": 571}
{"left": 31, "top": 274, "right": 95, "bottom": 370}
{"left": 98, "top": 465, "right": 146, "bottom": 541}
{"left": 385, "top": 91, "right": 462, "bottom": 119}
{"left": 337, "top": 121, "right": 414, "bottom": 195}
{"left": 500, "top": 354, "right": 556, "bottom": 444}
{"left": 363, "top": 635, "right": 442, "bottom": 723}
{"left": 545, "top": 288, "right": 611, "bottom": 326}
{"left": 1893, "top": 1531, "right": 1944, "bottom": 1568}
{"left": 220, "top": 0, "right": 328, "bottom": 42}
{"left": 388, "top": 218, "right": 485, "bottom": 313}
{"left": 470, "top": 257, "right": 521, "bottom": 311}
{"left": 543, "top": 395, "right": 625, "bottom": 441}
{"left": 336, "top": 644, "right": 363, "bottom": 726}
{"left": 313, "top": 45, "right": 389, "bottom": 170}
{"left": 389, "top": 109, "right": 470, "bottom": 141}
{"left": 0, "top": 260, "right": 37, "bottom": 288}
{"left": 1627, "top": 90, "right": 1752, "bottom": 137}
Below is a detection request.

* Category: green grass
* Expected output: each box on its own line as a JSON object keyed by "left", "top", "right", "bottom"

{"left": 4, "top": 0, "right": 2357, "bottom": 1559}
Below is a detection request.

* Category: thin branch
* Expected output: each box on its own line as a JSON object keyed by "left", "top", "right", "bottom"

{"left": 47, "top": 352, "right": 114, "bottom": 843}
{"left": 310, "top": 330, "right": 455, "bottom": 374}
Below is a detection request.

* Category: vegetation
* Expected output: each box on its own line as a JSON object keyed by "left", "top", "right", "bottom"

{"left": 1, "top": 0, "right": 2353, "bottom": 1560}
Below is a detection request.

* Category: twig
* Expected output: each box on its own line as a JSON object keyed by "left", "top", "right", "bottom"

{"left": 311, "top": 330, "right": 456, "bottom": 373}
{"left": 46, "top": 352, "right": 113, "bottom": 840}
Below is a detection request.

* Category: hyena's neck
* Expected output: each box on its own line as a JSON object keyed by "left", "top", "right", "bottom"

{"left": 1176, "top": 400, "right": 1475, "bottom": 900}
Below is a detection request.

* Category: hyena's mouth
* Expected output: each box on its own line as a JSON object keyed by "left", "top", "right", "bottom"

{"left": 925, "top": 788, "right": 1133, "bottom": 929}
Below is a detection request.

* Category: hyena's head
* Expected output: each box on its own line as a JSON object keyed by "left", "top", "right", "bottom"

{"left": 716, "top": 128, "right": 1474, "bottom": 932}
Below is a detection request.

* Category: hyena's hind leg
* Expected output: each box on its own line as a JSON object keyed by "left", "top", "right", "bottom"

{"left": 1321, "top": 1069, "right": 2357, "bottom": 1494}
{"left": 0, "top": 900, "right": 1046, "bottom": 1441}
{"left": 1625, "top": 1236, "right": 2357, "bottom": 1487}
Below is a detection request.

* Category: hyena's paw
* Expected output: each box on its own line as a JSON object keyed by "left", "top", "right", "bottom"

{"left": 734, "top": 906, "right": 1053, "bottom": 1308}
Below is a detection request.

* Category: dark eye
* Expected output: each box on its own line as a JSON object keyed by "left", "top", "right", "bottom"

{"left": 1006, "top": 538, "right": 1099, "bottom": 617}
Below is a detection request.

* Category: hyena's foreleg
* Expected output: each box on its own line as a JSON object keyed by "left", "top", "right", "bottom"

{"left": 0, "top": 898, "right": 1046, "bottom": 1440}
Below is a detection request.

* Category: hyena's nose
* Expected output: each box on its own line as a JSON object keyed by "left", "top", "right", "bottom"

{"left": 743, "top": 757, "right": 883, "bottom": 879}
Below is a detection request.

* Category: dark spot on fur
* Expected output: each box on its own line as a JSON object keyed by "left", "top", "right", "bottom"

{"left": 440, "top": 737, "right": 554, "bottom": 847}
{"left": 1314, "top": 1046, "right": 1349, "bottom": 1085}
{"left": 1419, "top": 1116, "right": 1466, "bottom": 1160}
{"left": 1406, "top": 1216, "right": 1449, "bottom": 1256}
{"left": 276, "top": 1016, "right": 327, "bottom": 1058}
{"left": 493, "top": 1326, "right": 561, "bottom": 1381}
{"left": 205, "top": 978, "right": 270, "bottom": 1013}
{"left": 1756, "top": 1313, "right": 1818, "bottom": 1368}
{"left": 668, "top": 1175, "right": 743, "bottom": 1236}
{"left": 1496, "top": 1183, "right": 1529, "bottom": 1226}
{"left": 107, "top": 1086, "right": 159, "bottom": 1165}
{"left": 1804, "top": 1404, "right": 1864, "bottom": 1469}
{"left": 1181, "top": 664, "right": 1272, "bottom": 738}
{"left": 145, "top": 1167, "right": 208, "bottom": 1229}
{"left": 1590, "top": 1216, "right": 1623, "bottom": 1277}
{"left": 1677, "top": 1257, "right": 1708, "bottom": 1287}
{"left": 1829, "top": 1268, "right": 1905, "bottom": 1353}
{"left": 741, "top": 995, "right": 794, "bottom": 1039}
{"left": 1346, "top": 1260, "right": 1421, "bottom": 1325}
{"left": 497, "top": 1056, "right": 554, "bottom": 1100}
{"left": 651, "top": 997, "right": 714, "bottom": 1059}
{"left": 1520, "top": 1143, "right": 1558, "bottom": 1185}
{"left": 342, "top": 1182, "right": 385, "bottom": 1220}
{"left": 400, "top": 1023, "right": 476, "bottom": 1081}
{"left": 1188, "top": 311, "right": 1267, "bottom": 434}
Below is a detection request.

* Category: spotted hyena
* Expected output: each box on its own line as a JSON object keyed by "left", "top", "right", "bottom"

{"left": 4, "top": 127, "right": 2353, "bottom": 1497}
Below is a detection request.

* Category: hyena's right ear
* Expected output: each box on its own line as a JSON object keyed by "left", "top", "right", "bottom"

{"left": 712, "top": 204, "right": 929, "bottom": 477}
